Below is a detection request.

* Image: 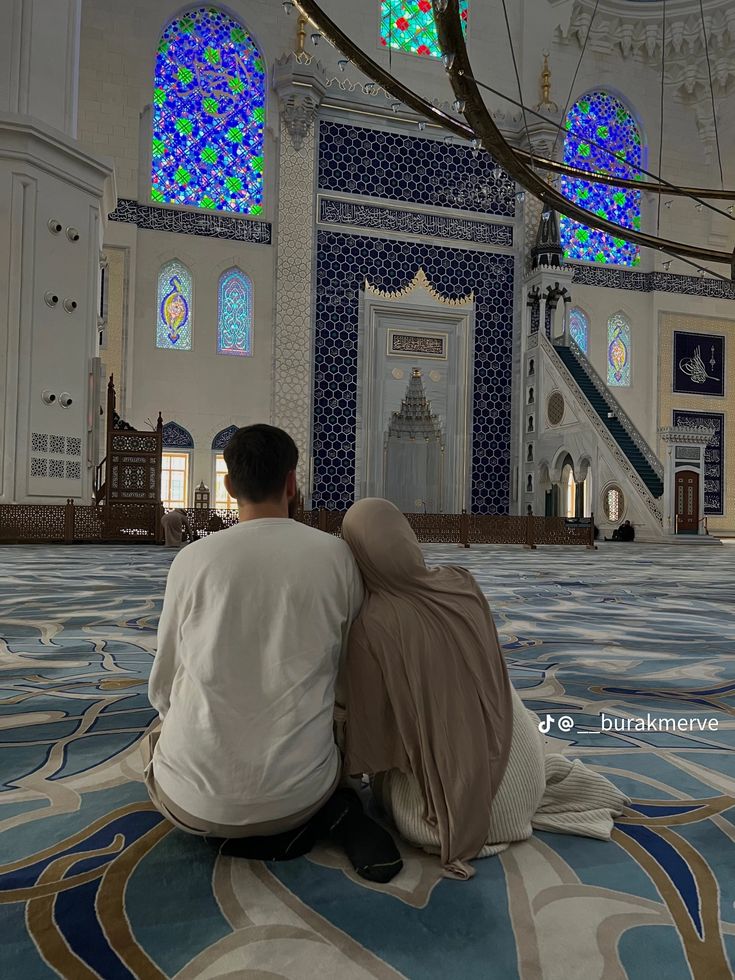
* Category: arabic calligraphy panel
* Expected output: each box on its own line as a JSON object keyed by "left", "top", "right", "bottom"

{"left": 673, "top": 331, "right": 725, "bottom": 397}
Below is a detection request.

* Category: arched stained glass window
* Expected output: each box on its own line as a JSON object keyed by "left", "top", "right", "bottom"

{"left": 568, "top": 307, "right": 589, "bottom": 354}
{"left": 152, "top": 7, "right": 265, "bottom": 214}
{"left": 381, "top": 1, "right": 469, "bottom": 58}
{"left": 607, "top": 312, "right": 631, "bottom": 386}
{"left": 217, "top": 268, "right": 253, "bottom": 356}
{"left": 157, "top": 260, "right": 193, "bottom": 350}
{"left": 560, "top": 91, "right": 642, "bottom": 267}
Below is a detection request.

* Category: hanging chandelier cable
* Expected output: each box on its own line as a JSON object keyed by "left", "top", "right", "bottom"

{"left": 295, "top": 0, "right": 733, "bottom": 274}
{"left": 656, "top": 0, "right": 667, "bottom": 235}
{"left": 550, "top": 0, "right": 600, "bottom": 162}
{"left": 500, "top": 0, "right": 534, "bottom": 167}
{"left": 699, "top": 0, "right": 725, "bottom": 189}
{"left": 467, "top": 73, "right": 731, "bottom": 222}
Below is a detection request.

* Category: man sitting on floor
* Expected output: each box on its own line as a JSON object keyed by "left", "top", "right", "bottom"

{"left": 607, "top": 519, "right": 635, "bottom": 542}
{"left": 145, "top": 424, "right": 402, "bottom": 882}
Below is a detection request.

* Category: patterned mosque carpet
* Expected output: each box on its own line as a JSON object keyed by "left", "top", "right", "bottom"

{"left": 1, "top": 543, "right": 735, "bottom": 980}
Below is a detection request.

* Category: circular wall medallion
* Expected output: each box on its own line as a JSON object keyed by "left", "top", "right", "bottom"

{"left": 391, "top": 368, "right": 405, "bottom": 380}
{"left": 547, "top": 391, "right": 565, "bottom": 426}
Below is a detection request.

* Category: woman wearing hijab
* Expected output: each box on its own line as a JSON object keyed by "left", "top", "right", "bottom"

{"left": 339, "top": 498, "right": 627, "bottom": 880}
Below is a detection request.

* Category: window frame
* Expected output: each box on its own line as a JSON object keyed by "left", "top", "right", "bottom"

{"left": 559, "top": 89, "right": 644, "bottom": 270}
{"left": 213, "top": 452, "right": 238, "bottom": 511}
{"left": 150, "top": 6, "right": 267, "bottom": 218}
{"left": 161, "top": 450, "right": 191, "bottom": 508}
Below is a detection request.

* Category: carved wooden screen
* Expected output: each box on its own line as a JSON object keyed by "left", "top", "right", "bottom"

{"left": 104, "top": 430, "right": 163, "bottom": 540}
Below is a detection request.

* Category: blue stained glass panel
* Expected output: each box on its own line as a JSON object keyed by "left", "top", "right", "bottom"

{"left": 607, "top": 312, "right": 631, "bottom": 386}
{"left": 217, "top": 268, "right": 252, "bottom": 356}
{"left": 569, "top": 307, "right": 589, "bottom": 354}
{"left": 560, "top": 91, "right": 642, "bottom": 267}
{"left": 157, "top": 260, "right": 192, "bottom": 350}
{"left": 152, "top": 7, "right": 265, "bottom": 214}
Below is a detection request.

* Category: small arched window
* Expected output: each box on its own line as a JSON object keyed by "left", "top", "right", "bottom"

{"left": 218, "top": 269, "right": 253, "bottom": 356}
{"left": 380, "top": 1, "right": 469, "bottom": 57}
{"left": 568, "top": 307, "right": 589, "bottom": 354}
{"left": 157, "top": 260, "right": 193, "bottom": 350}
{"left": 607, "top": 312, "right": 632, "bottom": 387}
{"left": 560, "top": 91, "right": 642, "bottom": 267}
{"left": 152, "top": 7, "right": 265, "bottom": 214}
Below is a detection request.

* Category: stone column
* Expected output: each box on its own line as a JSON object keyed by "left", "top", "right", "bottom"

{"left": 271, "top": 54, "right": 326, "bottom": 501}
{"left": 0, "top": 0, "right": 114, "bottom": 504}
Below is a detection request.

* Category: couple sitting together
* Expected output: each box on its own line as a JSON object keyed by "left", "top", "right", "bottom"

{"left": 146, "top": 425, "right": 627, "bottom": 882}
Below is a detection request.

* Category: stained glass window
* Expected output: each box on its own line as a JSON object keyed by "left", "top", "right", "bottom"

{"left": 157, "top": 260, "right": 192, "bottom": 350}
{"left": 568, "top": 307, "right": 589, "bottom": 354}
{"left": 217, "top": 268, "right": 252, "bottom": 356}
{"left": 560, "top": 91, "right": 642, "bottom": 267}
{"left": 607, "top": 312, "right": 631, "bottom": 386}
{"left": 381, "top": 1, "right": 469, "bottom": 58}
{"left": 152, "top": 7, "right": 265, "bottom": 214}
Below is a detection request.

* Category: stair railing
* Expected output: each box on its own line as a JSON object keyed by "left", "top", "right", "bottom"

{"left": 542, "top": 333, "right": 663, "bottom": 525}
{"left": 565, "top": 339, "right": 663, "bottom": 481}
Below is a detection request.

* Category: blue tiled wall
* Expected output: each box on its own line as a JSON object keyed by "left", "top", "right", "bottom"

{"left": 313, "top": 231, "right": 514, "bottom": 513}
{"left": 318, "top": 120, "right": 515, "bottom": 218}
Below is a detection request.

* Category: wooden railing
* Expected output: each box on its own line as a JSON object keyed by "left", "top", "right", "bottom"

{"left": 0, "top": 503, "right": 596, "bottom": 549}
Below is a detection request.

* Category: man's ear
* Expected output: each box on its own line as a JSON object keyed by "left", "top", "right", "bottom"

{"left": 286, "top": 469, "right": 297, "bottom": 500}
{"left": 224, "top": 473, "right": 236, "bottom": 502}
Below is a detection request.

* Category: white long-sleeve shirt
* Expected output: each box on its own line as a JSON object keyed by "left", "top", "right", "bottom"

{"left": 149, "top": 518, "right": 363, "bottom": 826}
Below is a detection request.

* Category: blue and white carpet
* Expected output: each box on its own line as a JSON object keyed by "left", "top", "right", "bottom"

{"left": 1, "top": 543, "right": 734, "bottom": 979}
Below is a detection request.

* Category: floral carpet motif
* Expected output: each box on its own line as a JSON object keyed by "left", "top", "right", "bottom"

{"left": 0, "top": 543, "right": 734, "bottom": 979}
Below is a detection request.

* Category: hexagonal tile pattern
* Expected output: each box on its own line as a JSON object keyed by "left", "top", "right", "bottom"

{"left": 318, "top": 121, "right": 515, "bottom": 218}
{"left": 313, "top": 231, "right": 514, "bottom": 513}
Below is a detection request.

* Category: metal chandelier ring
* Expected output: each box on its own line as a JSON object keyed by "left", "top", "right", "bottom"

{"left": 296, "top": 0, "right": 733, "bottom": 273}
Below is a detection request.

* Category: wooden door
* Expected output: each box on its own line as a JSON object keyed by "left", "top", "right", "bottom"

{"left": 675, "top": 470, "right": 699, "bottom": 534}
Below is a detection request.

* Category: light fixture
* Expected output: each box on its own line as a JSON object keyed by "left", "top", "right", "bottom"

{"left": 391, "top": 102, "right": 401, "bottom": 113}
{"left": 435, "top": 0, "right": 449, "bottom": 12}
{"left": 452, "top": 99, "right": 466, "bottom": 112}
{"left": 442, "top": 53, "right": 455, "bottom": 71}
{"left": 516, "top": 191, "right": 526, "bottom": 203}
{"left": 471, "top": 138, "right": 481, "bottom": 149}
{"left": 728, "top": 205, "right": 734, "bottom": 215}
{"left": 364, "top": 82, "right": 375, "bottom": 94}
{"left": 662, "top": 260, "right": 672, "bottom": 271}
{"left": 695, "top": 202, "right": 704, "bottom": 212}
{"left": 444, "top": 135, "right": 453, "bottom": 144}
{"left": 310, "top": 32, "right": 321, "bottom": 45}
{"left": 417, "top": 121, "right": 427, "bottom": 131}
{"left": 283, "top": 0, "right": 295, "bottom": 12}
{"left": 664, "top": 199, "right": 672, "bottom": 209}
{"left": 492, "top": 167, "right": 503, "bottom": 179}
{"left": 337, "top": 59, "right": 348, "bottom": 71}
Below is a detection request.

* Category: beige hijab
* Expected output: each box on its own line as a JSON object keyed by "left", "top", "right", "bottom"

{"left": 340, "top": 498, "right": 513, "bottom": 879}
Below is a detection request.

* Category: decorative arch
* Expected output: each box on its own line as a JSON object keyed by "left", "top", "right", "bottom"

{"left": 560, "top": 90, "right": 642, "bottom": 267}
{"left": 380, "top": 1, "right": 469, "bottom": 58}
{"left": 162, "top": 420, "right": 194, "bottom": 448}
{"left": 211, "top": 424, "right": 239, "bottom": 451}
{"left": 607, "top": 311, "right": 632, "bottom": 386}
{"left": 568, "top": 306, "right": 589, "bottom": 354}
{"left": 151, "top": 6, "right": 265, "bottom": 214}
{"left": 218, "top": 268, "right": 253, "bottom": 356}
{"left": 157, "top": 259, "right": 193, "bottom": 350}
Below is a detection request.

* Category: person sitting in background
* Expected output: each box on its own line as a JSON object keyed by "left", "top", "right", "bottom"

{"left": 161, "top": 508, "right": 194, "bottom": 548}
{"left": 339, "top": 498, "right": 627, "bottom": 880}
{"left": 146, "top": 426, "right": 402, "bottom": 882}
{"left": 608, "top": 519, "right": 635, "bottom": 542}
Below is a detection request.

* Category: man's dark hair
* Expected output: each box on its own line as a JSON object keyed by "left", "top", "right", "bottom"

{"left": 222, "top": 424, "right": 298, "bottom": 503}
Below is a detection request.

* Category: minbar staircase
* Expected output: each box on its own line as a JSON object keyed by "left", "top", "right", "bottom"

{"left": 554, "top": 344, "right": 664, "bottom": 499}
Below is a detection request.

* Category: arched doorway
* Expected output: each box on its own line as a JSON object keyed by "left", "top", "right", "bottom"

{"left": 675, "top": 470, "right": 699, "bottom": 534}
